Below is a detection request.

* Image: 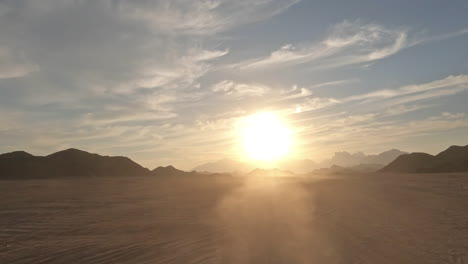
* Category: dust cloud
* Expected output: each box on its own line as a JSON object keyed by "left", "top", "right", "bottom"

{"left": 214, "top": 177, "right": 338, "bottom": 264}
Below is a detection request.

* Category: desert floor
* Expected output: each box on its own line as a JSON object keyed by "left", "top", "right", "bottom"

{"left": 1, "top": 173, "right": 468, "bottom": 264}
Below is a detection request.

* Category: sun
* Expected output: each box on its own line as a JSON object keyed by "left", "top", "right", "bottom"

{"left": 240, "top": 112, "right": 293, "bottom": 161}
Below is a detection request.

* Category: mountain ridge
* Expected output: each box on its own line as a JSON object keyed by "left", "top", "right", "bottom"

{"left": 0, "top": 148, "right": 198, "bottom": 178}
{"left": 320, "top": 149, "right": 407, "bottom": 168}
{"left": 380, "top": 145, "right": 468, "bottom": 173}
{"left": 0, "top": 148, "right": 152, "bottom": 179}
{"left": 193, "top": 149, "right": 406, "bottom": 174}
{"left": 152, "top": 165, "right": 197, "bottom": 176}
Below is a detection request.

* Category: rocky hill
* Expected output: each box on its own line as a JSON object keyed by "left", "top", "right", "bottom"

{"left": 380, "top": 145, "right": 468, "bottom": 173}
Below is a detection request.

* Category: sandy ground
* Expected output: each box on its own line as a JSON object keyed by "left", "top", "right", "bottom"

{"left": 1, "top": 173, "right": 468, "bottom": 263}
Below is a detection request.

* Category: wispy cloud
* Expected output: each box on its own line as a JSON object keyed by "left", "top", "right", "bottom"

{"left": 307, "top": 79, "right": 359, "bottom": 89}
{"left": 0, "top": 46, "right": 38, "bottom": 79}
{"left": 294, "top": 97, "right": 339, "bottom": 113}
{"left": 416, "top": 27, "right": 468, "bottom": 45}
{"left": 234, "top": 21, "right": 468, "bottom": 71}
{"left": 288, "top": 74, "right": 468, "bottom": 151}
{"left": 212, "top": 80, "right": 270, "bottom": 97}
{"left": 235, "top": 21, "right": 409, "bottom": 70}
{"left": 297, "top": 111, "right": 468, "bottom": 158}
{"left": 279, "top": 85, "right": 313, "bottom": 100}
{"left": 118, "top": 0, "right": 301, "bottom": 34}
{"left": 278, "top": 79, "right": 357, "bottom": 102}
{"left": 346, "top": 74, "right": 468, "bottom": 103}
{"left": 81, "top": 111, "right": 178, "bottom": 126}
{"left": 292, "top": 74, "right": 468, "bottom": 115}
{"left": 118, "top": 48, "right": 229, "bottom": 92}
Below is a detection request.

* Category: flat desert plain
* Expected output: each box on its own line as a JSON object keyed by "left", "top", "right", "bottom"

{"left": 1, "top": 173, "right": 468, "bottom": 263}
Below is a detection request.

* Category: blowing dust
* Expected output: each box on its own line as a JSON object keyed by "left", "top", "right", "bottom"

{"left": 213, "top": 177, "right": 338, "bottom": 264}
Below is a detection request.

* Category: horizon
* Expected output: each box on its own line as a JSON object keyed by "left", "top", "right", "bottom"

{"left": 3, "top": 144, "right": 465, "bottom": 173}
{"left": 0, "top": 143, "right": 462, "bottom": 171}
{"left": 0, "top": 145, "right": 410, "bottom": 170}
{"left": 1, "top": 0, "right": 468, "bottom": 170}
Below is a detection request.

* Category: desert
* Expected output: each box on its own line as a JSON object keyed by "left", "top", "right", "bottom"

{"left": 1, "top": 171, "right": 468, "bottom": 263}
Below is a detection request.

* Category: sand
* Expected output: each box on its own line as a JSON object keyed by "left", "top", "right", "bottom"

{"left": 1, "top": 173, "right": 468, "bottom": 263}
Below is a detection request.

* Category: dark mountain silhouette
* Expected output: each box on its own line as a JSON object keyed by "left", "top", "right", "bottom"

{"left": 0, "top": 148, "right": 150, "bottom": 179}
{"left": 0, "top": 151, "right": 35, "bottom": 159}
{"left": 436, "top": 145, "right": 468, "bottom": 163}
{"left": 380, "top": 145, "right": 468, "bottom": 173}
{"left": 367, "top": 149, "right": 409, "bottom": 164}
{"left": 320, "top": 149, "right": 407, "bottom": 168}
{"left": 152, "top": 165, "right": 197, "bottom": 176}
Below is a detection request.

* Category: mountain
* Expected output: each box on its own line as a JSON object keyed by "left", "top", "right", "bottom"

{"left": 380, "top": 145, "right": 468, "bottom": 173}
{"left": 312, "top": 163, "right": 385, "bottom": 175}
{"left": 193, "top": 158, "right": 253, "bottom": 173}
{"left": 0, "top": 148, "right": 150, "bottom": 179}
{"left": 320, "top": 149, "right": 407, "bottom": 168}
{"left": 192, "top": 158, "right": 316, "bottom": 174}
{"left": 367, "top": 149, "right": 409, "bottom": 165}
{"left": 152, "top": 165, "right": 197, "bottom": 176}
{"left": 193, "top": 149, "right": 404, "bottom": 174}
{"left": 320, "top": 152, "right": 366, "bottom": 167}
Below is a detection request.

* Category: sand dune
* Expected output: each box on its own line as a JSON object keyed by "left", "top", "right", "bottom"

{"left": 1, "top": 173, "right": 468, "bottom": 263}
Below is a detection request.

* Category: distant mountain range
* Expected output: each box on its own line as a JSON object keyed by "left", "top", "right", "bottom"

{"left": 0, "top": 148, "right": 193, "bottom": 179}
{"left": 313, "top": 163, "right": 386, "bottom": 175}
{"left": 320, "top": 149, "right": 407, "bottom": 168}
{"left": 152, "top": 165, "right": 197, "bottom": 177}
{"left": 193, "top": 149, "right": 407, "bottom": 174}
{"left": 192, "top": 158, "right": 317, "bottom": 174}
{"left": 380, "top": 145, "right": 468, "bottom": 173}
{"left": 1, "top": 145, "right": 466, "bottom": 178}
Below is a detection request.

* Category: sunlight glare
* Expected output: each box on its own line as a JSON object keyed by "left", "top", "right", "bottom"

{"left": 241, "top": 112, "right": 293, "bottom": 161}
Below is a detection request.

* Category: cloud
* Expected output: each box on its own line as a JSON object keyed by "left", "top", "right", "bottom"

{"left": 279, "top": 79, "right": 357, "bottom": 102}
{"left": 291, "top": 74, "right": 468, "bottom": 114}
{"left": 294, "top": 97, "right": 339, "bottom": 113}
{"left": 234, "top": 21, "right": 468, "bottom": 71}
{"left": 347, "top": 74, "right": 468, "bottom": 103}
{"left": 117, "top": 0, "right": 301, "bottom": 34}
{"left": 118, "top": 48, "right": 229, "bottom": 92}
{"left": 81, "top": 111, "right": 178, "bottom": 126}
{"left": 383, "top": 104, "right": 433, "bottom": 117}
{"left": 279, "top": 85, "right": 313, "bottom": 100}
{"left": 290, "top": 74, "right": 468, "bottom": 143}
{"left": 0, "top": 0, "right": 300, "bottom": 168}
{"left": 0, "top": 46, "right": 38, "bottom": 79}
{"left": 212, "top": 80, "right": 270, "bottom": 97}
{"left": 416, "top": 27, "right": 468, "bottom": 45}
{"left": 307, "top": 79, "right": 359, "bottom": 89}
{"left": 236, "top": 21, "right": 409, "bottom": 70}
{"left": 0, "top": 0, "right": 229, "bottom": 112}
{"left": 440, "top": 112, "right": 466, "bottom": 120}
{"left": 297, "top": 109, "right": 468, "bottom": 153}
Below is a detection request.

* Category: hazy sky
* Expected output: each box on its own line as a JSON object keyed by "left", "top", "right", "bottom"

{"left": 1, "top": 0, "right": 468, "bottom": 169}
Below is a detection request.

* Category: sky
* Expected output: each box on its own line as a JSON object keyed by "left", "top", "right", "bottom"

{"left": 1, "top": 0, "right": 468, "bottom": 170}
